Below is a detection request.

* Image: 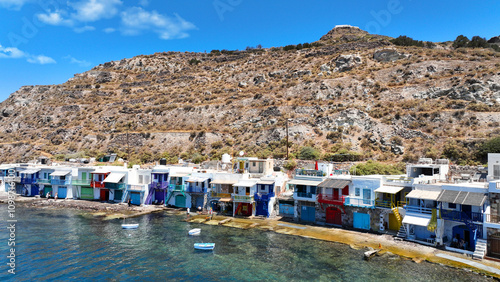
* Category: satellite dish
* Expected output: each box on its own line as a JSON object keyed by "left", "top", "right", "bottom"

{"left": 239, "top": 151, "right": 244, "bottom": 156}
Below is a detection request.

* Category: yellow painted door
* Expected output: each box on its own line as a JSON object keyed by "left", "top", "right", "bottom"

{"left": 389, "top": 213, "right": 399, "bottom": 231}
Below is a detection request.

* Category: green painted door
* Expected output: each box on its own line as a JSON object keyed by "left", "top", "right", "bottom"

{"left": 175, "top": 194, "right": 186, "bottom": 208}
{"left": 44, "top": 186, "right": 52, "bottom": 197}
{"left": 81, "top": 187, "right": 93, "bottom": 199}
{"left": 114, "top": 190, "right": 123, "bottom": 202}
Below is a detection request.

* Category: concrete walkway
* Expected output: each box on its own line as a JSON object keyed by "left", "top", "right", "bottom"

{"left": 436, "top": 253, "right": 500, "bottom": 275}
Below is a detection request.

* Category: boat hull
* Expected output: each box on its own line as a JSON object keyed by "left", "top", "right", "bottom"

{"left": 122, "top": 224, "right": 139, "bottom": 229}
{"left": 189, "top": 228, "right": 201, "bottom": 236}
{"left": 194, "top": 243, "right": 215, "bottom": 250}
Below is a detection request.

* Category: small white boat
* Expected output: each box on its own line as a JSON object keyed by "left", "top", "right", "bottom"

{"left": 188, "top": 228, "right": 201, "bottom": 236}
{"left": 194, "top": 243, "right": 215, "bottom": 250}
{"left": 121, "top": 223, "right": 139, "bottom": 229}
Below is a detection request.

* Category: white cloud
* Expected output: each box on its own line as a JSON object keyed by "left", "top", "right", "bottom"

{"left": 103, "top": 27, "right": 116, "bottom": 33}
{"left": 138, "top": 0, "right": 148, "bottom": 7}
{"left": 70, "top": 0, "right": 122, "bottom": 22}
{"left": 0, "top": 44, "right": 55, "bottom": 64}
{"left": 37, "top": 10, "right": 73, "bottom": 26}
{"left": 120, "top": 7, "right": 196, "bottom": 39}
{"left": 27, "top": 55, "right": 56, "bottom": 64}
{"left": 0, "top": 45, "right": 26, "bottom": 58}
{"left": 64, "top": 55, "right": 91, "bottom": 67}
{"left": 74, "top": 25, "right": 95, "bottom": 33}
{"left": 0, "top": 0, "right": 32, "bottom": 10}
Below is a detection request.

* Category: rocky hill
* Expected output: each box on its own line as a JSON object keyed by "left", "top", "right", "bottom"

{"left": 1, "top": 26, "right": 500, "bottom": 165}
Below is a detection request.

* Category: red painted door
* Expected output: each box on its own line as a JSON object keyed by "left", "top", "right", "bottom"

{"left": 333, "top": 189, "right": 339, "bottom": 200}
{"left": 326, "top": 207, "right": 342, "bottom": 225}
{"left": 100, "top": 189, "right": 109, "bottom": 201}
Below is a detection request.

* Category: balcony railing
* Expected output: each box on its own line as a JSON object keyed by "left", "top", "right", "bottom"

{"left": 441, "top": 209, "right": 483, "bottom": 223}
{"left": 296, "top": 192, "right": 314, "bottom": 198}
{"left": 127, "top": 184, "right": 146, "bottom": 192}
{"left": 20, "top": 178, "right": 37, "bottom": 184}
{"left": 4, "top": 176, "right": 20, "bottom": 183}
{"left": 105, "top": 183, "right": 126, "bottom": 190}
{"left": 344, "top": 197, "right": 374, "bottom": 207}
{"left": 186, "top": 186, "right": 205, "bottom": 193}
{"left": 375, "top": 200, "right": 406, "bottom": 208}
{"left": 295, "top": 169, "right": 324, "bottom": 177}
{"left": 169, "top": 184, "right": 186, "bottom": 192}
{"left": 211, "top": 192, "right": 231, "bottom": 198}
{"left": 485, "top": 213, "right": 500, "bottom": 224}
{"left": 254, "top": 192, "right": 275, "bottom": 201}
{"left": 317, "top": 194, "right": 346, "bottom": 205}
{"left": 405, "top": 205, "right": 433, "bottom": 214}
{"left": 233, "top": 195, "right": 253, "bottom": 202}
{"left": 72, "top": 179, "right": 91, "bottom": 186}
{"left": 91, "top": 181, "right": 105, "bottom": 188}
{"left": 149, "top": 181, "right": 169, "bottom": 190}
{"left": 51, "top": 179, "right": 71, "bottom": 185}
{"left": 37, "top": 179, "right": 51, "bottom": 185}
{"left": 385, "top": 177, "right": 413, "bottom": 185}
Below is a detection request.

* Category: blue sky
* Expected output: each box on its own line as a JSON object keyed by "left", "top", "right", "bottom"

{"left": 0, "top": 0, "right": 498, "bottom": 102}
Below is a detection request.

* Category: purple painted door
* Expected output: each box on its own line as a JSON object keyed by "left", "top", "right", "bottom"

{"left": 154, "top": 189, "right": 165, "bottom": 203}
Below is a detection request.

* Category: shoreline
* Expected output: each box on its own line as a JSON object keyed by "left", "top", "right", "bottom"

{"left": 5, "top": 197, "right": 500, "bottom": 279}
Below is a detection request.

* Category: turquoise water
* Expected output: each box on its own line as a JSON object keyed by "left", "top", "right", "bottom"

{"left": 0, "top": 205, "right": 493, "bottom": 281}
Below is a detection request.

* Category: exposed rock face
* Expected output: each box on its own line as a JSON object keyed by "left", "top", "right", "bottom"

{"left": 0, "top": 27, "right": 499, "bottom": 164}
{"left": 333, "top": 54, "right": 362, "bottom": 72}
{"left": 373, "top": 49, "right": 407, "bottom": 62}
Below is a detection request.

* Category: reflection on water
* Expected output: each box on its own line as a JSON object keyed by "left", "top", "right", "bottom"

{"left": 0, "top": 206, "right": 493, "bottom": 281}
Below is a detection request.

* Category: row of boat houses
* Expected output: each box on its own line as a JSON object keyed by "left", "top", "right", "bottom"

{"left": 1, "top": 154, "right": 500, "bottom": 261}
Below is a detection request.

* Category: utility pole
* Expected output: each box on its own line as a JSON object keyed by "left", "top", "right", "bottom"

{"left": 286, "top": 118, "right": 289, "bottom": 160}
{"left": 126, "top": 123, "right": 130, "bottom": 162}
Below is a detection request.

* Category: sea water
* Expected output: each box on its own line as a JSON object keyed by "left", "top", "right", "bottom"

{"left": 0, "top": 205, "right": 493, "bottom": 281}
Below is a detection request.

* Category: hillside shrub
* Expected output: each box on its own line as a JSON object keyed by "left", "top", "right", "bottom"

{"left": 350, "top": 160, "right": 405, "bottom": 175}
{"left": 298, "top": 146, "right": 320, "bottom": 160}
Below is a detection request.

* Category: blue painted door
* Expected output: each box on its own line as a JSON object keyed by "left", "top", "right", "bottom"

{"left": 175, "top": 195, "right": 186, "bottom": 208}
{"left": 130, "top": 192, "right": 141, "bottom": 205}
{"left": 353, "top": 212, "right": 370, "bottom": 230}
{"left": 114, "top": 190, "right": 123, "bottom": 202}
{"left": 58, "top": 187, "right": 67, "bottom": 198}
{"left": 195, "top": 196, "right": 204, "bottom": 210}
{"left": 31, "top": 185, "right": 39, "bottom": 196}
{"left": 279, "top": 204, "right": 294, "bottom": 216}
{"left": 154, "top": 189, "right": 165, "bottom": 203}
{"left": 256, "top": 201, "right": 268, "bottom": 217}
{"left": 301, "top": 206, "right": 315, "bottom": 222}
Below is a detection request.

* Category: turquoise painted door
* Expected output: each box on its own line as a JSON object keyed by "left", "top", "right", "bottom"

{"left": 130, "top": 192, "right": 141, "bottom": 205}
{"left": 114, "top": 190, "right": 123, "bottom": 202}
{"left": 301, "top": 206, "right": 315, "bottom": 222}
{"left": 353, "top": 212, "right": 370, "bottom": 230}
{"left": 58, "top": 187, "right": 67, "bottom": 198}
{"left": 175, "top": 195, "right": 186, "bottom": 208}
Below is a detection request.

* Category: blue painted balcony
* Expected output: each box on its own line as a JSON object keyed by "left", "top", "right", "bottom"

{"left": 51, "top": 179, "right": 71, "bottom": 185}
{"left": 254, "top": 192, "right": 275, "bottom": 201}
{"left": 295, "top": 169, "right": 324, "bottom": 177}
{"left": 296, "top": 192, "right": 313, "bottom": 198}
{"left": 37, "top": 179, "right": 51, "bottom": 185}
{"left": 186, "top": 186, "right": 205, "bottom": 193}
{"left": 20, "top": 177, "right": 37, "bottom": 185}
{"left": 149, "top": 181, "right": 169, "bottom": 190}
{"left": 441, "top": 209, "right": 483, "bottom": 223}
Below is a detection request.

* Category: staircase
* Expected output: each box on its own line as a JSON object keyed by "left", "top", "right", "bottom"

{"left": 395, "top": 224, "right": 407, "bottom": 240}
{"left": 391, "top": 204, "right": 402, "bottom": 229}
{"left": 472, "top": 239, "right": 487, "bottom": 260}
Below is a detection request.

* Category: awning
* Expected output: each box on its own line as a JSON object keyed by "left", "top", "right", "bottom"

{"left": 406, "top": 190, "right": 441, "bottom": 201}
{"left": 318, "top": 179, "right": 351, "bottom": 189}
{"left": 218, "top": 198, "right": 232, "bottom": 202}
{"left": 257, "top": 180, "right": 275, "bottom": 185}
{"left": 437, "top": 190, "right": 486, "bottom": 206}
{"left": 50, "top": 170, "right": 71, "bottom": 177}
{"left": 375, "top": 186, "right": 404, "bottom": 194}
{"left": 152, "top": 171, "right": 169, "bottom": 174}
{"left": 103, "top": 172, "right": 126, "bottom": 183}
{"left": 287, "top": 179, "right": 322, "bottom": 186}
{"left": 233, "top": 181, "right": 257, "bottom": 187}
{"left": 211, "top": 179, "right": 237, "bottom": 185}
{"left": 20, "top": 168, "right": 41, "bottom": 174}
{"left": 186, "top": 177, "right": 209, "bottom": 183}
{"left": 402, "top": 215, "right": 431, "bottom": 227}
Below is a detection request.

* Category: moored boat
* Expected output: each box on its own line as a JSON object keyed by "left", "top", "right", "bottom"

{"left": 194, "top": 243, "right": 215, "bottom": 250}
{"left": 188, "top": 228, "right": 201, "bottom": 236}
{"left": 122, "top": 223, "right": 139, "bottom": 229}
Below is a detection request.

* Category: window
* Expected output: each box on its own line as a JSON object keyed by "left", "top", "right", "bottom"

{"left": 144, "top": 176, "right": 150, "bottom": 184}
{"left": 246, "top": 187, "right": 250, "bottom": 195}
{"left": 310, "top": 187, "right": 316, "bottom": 195}
{"left": 494, "top": 165, "right": 500, "bottom": 180}
{"left": 355, "top": 188, "right": 360, "bottom": 197}
{"left": 449, "top": 203, "right": 456, "bottom": 209}
{"left": 139, "top": 175, "right": 144, "bottom": 184}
